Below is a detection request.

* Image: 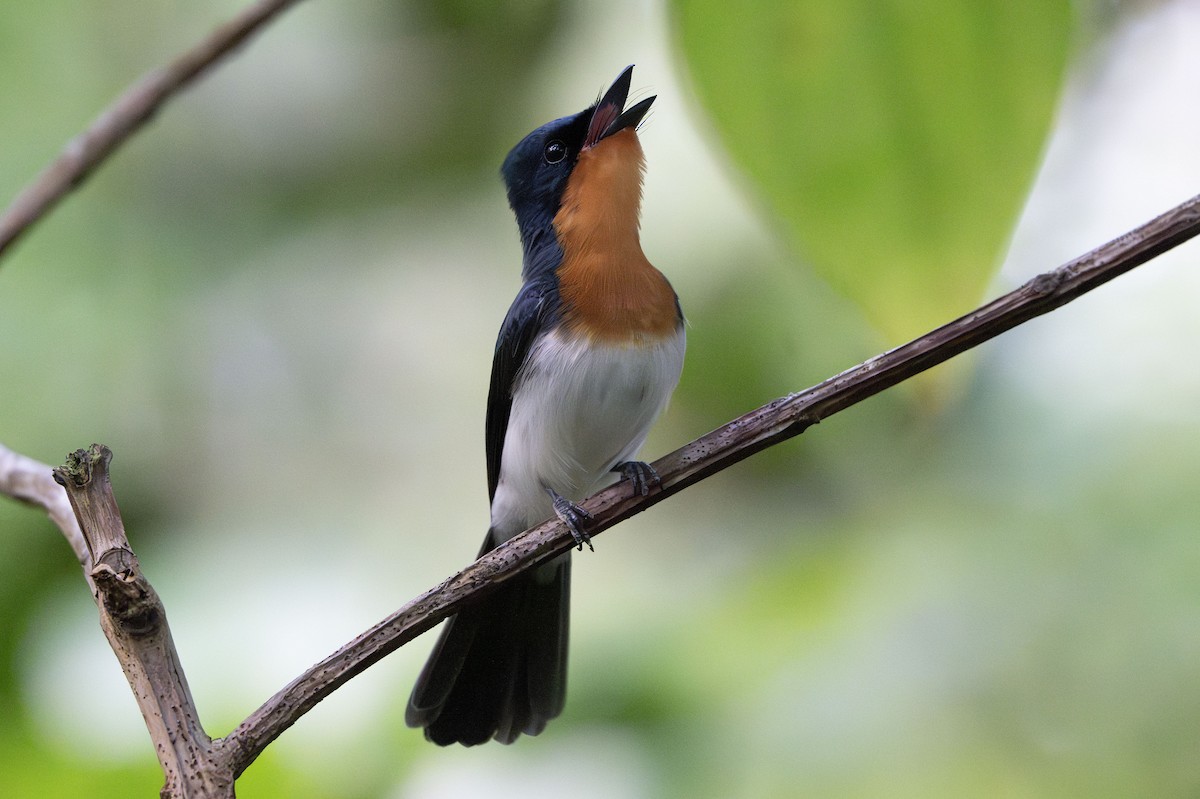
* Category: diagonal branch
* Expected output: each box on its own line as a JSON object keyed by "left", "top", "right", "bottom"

{"left": 0, "top": 0, "right": 307, "bottom": 261}
{"left": 214, "top": 193, "right": 1200, "bottom": 772}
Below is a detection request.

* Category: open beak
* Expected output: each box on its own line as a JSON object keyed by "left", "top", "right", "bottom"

{"left": 583, "top": 65, "right": 656, "bottom": 150}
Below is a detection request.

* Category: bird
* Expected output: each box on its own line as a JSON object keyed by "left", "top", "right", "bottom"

{"left": 404, "top": 65, "right": 685, "bottom": 746}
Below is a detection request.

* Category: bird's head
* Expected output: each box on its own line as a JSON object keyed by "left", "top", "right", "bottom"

{"left": 502, "top": 65, "right": 655, "bottom": 272}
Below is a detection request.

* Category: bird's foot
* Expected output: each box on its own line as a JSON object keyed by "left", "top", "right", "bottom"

{"left": 546, "top": 488, "right": 594, "bottom": 552}
{"left": 613, "top": 460, "right": 660, "bottom": 497}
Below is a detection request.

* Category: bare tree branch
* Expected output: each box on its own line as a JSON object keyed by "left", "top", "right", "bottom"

{"left": 52, "top": 446, "right": 230, "bottom": 799}
{"left": 3, "top": 6, "right": 1194, "bottom": 783}
{"left": 0, "top": 0, "right": 306, "bottom": 261}
{"left": 3, "top": 176, "right": 1196, "bottom": 787}
{"left": 213, "top": 193, "right": 1200, "bottom": 771}
{"left": 0, "top": 4, "right": 1195, "bottom": 778}
{"left": 1, "top": 186, "right": 1194, "bottom": 790}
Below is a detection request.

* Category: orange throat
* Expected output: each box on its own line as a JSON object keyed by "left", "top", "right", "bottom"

{"left": 553, "top": 129, "right": 678, "bottom": 344}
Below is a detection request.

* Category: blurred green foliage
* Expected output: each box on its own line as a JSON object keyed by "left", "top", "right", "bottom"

{"left": 2, "top": 1, "right": 1199, "bottom": 798}
{"left": 671, "top": 0, "right": 1071, "bottom": 343}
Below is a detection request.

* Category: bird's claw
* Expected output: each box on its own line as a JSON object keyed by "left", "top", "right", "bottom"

{"left": 613, "top": 460, "right": 660, "bottom": 497}
{"left": 547, "top": 488, "right": 594, "bottom": 551}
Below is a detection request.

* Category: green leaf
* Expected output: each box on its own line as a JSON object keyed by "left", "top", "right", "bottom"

{"left": 670, "top": 0, "right": 1072, "bottom": 344}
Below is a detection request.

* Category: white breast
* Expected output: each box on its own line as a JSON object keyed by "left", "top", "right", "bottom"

{"left": 489, "top": 326, "right": 685, "bottom": 539}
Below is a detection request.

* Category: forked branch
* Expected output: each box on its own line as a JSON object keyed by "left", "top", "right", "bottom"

{"left": 3, "top": 193, "right": 1197, "bottom": 794}
{"left": 1, "top": 2, "right": 1198, "bottom": 791}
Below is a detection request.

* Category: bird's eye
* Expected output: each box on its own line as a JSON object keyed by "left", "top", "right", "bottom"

{"left": 543, "top": 140, "right": 568, "bottom": 164}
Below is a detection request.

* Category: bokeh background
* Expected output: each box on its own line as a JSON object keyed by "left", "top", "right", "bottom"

{"left": 2, "top": 0, "right": 1199, "bottom": 796}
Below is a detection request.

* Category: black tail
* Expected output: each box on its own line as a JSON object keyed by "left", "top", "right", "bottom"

{"left": 405, "top": 544, "right": 570, "bottom": 746}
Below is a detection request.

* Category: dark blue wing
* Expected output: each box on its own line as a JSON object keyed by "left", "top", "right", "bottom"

{"left": 485, "top": 277, "right": 561, "bottom": 502}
